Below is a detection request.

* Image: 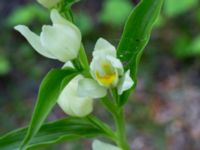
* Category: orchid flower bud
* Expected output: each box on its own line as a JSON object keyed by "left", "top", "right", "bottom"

{"left": 37, "top": 0, "right": 61, "bottom": 8}
{"left": 57, "top": 75, "right": 93, "bottom": 117}
{"left": 14, "top": 9, "right": 81, "bottom": 62}
{"left": 92, "top": 140, "right": 122, "bottom": 150}
{"left": 77, "top": 38, "right": 134, "bottom": 99}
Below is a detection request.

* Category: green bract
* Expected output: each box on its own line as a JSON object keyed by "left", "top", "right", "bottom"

{"left": 0, "top": 117, "right": 114, "bottom": 150}
{"left": 117, "top": 0, "right": 164, "bottom": 106}
{"left": 20, "top": 68, "right": 78, "bottom": 149}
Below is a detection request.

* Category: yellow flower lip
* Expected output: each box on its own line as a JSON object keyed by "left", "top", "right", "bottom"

{"left": 96, "top": 71, "right": 117, "bottom": 87}
{"left": 95, "top": 61, "right": 118, "bottom": 87}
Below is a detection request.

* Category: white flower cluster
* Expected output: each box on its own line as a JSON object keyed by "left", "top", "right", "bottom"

{"left": 14, "top": 9, "right": 134, "bottom": 117}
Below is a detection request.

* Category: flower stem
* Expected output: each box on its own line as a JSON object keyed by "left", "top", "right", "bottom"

{"left": 72, "top": 59, "right": 82, "bottom": 71}
{"left": 114, "top": 107, "right": 130, "bottom": 150}
{"left": 103, "top": 90, "right": 130, "bottom": 149}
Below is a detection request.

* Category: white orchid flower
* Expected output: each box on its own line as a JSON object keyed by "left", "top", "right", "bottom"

{"left": 57, "top": 62, "right": 93, "bottom": 117}
{"left": 37, "top": 0, "right": 61, "bottom": 8}
{"left": 77, "top": 38, "right": 134, "bottom": 98}
{"left": 57, "top": 74, "right": 93, "bottom": 117}
{"left": 92, "top": 140, "right": 122, "bottom": 150}
{"left": 14, "top": 9, "right": 81, "bottom": 62}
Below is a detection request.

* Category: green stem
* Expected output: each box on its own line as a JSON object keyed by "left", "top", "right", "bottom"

{"left": 104, "top": 90, "right": 130, "bottom": 150}
{"left": 101, "top": 96, "right": 117, "bottom": 115}
{"left": 86, "top": 115, "right": 117, "bottom": 142}
{"left": 72, "top": 59, "right": 82, "bottom": 71}
{"left": 114, "top": 108, "right": 130, "bottom": 150}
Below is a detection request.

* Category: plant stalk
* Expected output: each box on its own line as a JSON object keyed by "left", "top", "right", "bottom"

{"left": 114, "top": 107, "right": 130, "bottom": 150}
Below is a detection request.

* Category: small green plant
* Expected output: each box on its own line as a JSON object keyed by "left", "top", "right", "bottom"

{"left": 0, "top": 0, "right": 163, "bottom": 149}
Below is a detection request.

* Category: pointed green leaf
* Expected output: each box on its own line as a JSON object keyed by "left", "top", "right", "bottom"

{"left": 117, "top": 0, "right": 163, "bottom": 105}
{"left": 20, "top": 68, "right": 78, "bottom": 149}
{"left": 78, "top": 45, "right": 90, "bottom": 71}
{"left": 58, "top": 0, "right": 80, "bottom": 21}
{"left": 0, "top": 117, "right": 111, "bottom": 150}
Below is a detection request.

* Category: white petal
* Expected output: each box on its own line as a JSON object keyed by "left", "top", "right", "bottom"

{"left": 57, "top": 88, "right": 74, "bottom": 116}
{"left": 50, "top": 9, "right": 81, "bottom": 37}
{"left": 93, "top": 38, "right": 116, "bottom": 57}
{"left": 57, "top": 75, "right": 93, "bottom": 117}
{"left": 90, "top": 56, "right": 111, "bottom": 79}
{"left": 62, "top": 61, "right": 74, "bottom": 69}
{"left": 77, "top": 78, "right": 107, "bottom": 98}
{"left": 117, "top": 70, "right": 134, "bottom": 95}
{"left": 107, "top": 56, "right": 124, "bottom": 75}
{"left": 14, "top": 25, "right": 56, "bottom": 59}
{"left": 90, "top": 57, "right": 98, "bottom": 78}
{"left": 70, "top": 96, "right": 93, "bottom": 117}
{"left": 92, "top": 140, "right": 122, "bottom": 150}
{"left": 40, "top": 24, "right": 80, "bottom": 62}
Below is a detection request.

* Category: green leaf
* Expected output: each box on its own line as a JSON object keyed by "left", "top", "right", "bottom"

{"left": 0, "top": 117, "right": 110, "bottom": 150}
{"left": 58, "top": 0, "right": 80, "bottom": 21}
{"left": 61, "top": 0, "right": 80, "bottom": 8}
{"left": 20, "top": 68, "right": 78, "bottom": 149}
{"left": 86, "top": 115, "right": 116, "bottom": 141}
{"left": 78, "top": 45, "right": 90, "bottom": 71}
{"left": 117, "top": 0, "right": 163, "bottom": 105}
